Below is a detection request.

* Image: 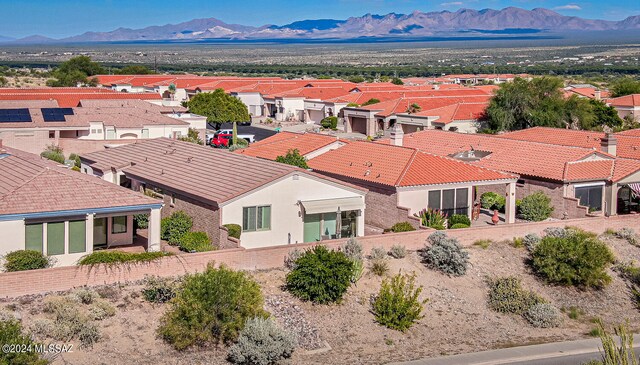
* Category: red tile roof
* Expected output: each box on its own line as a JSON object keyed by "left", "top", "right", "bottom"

{"left": 0, "top": 147, "right": 158, "bottom": 216}
{"left": 563, "top": 160, "right": 614, "bottom": 182}
{"left": 414, "top": 102, "right": 488, "bottom": 124}
{"left": 0, "top": 92, "right": 160, "bottom": 107}
{"left": 357, "top": 95, "right": 491, "bottom": 117}
{"left": 237, "top": 132, "right": 339, "bottom": 160}
{"left": 607, "top": 94, "right": 640, "bottom": 107}
{"left": 306, "top": 141, "right": 515, "bottom": 187}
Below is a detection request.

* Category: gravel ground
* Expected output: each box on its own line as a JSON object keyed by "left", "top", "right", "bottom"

{"left": 2, "top": 234, "right": 639, "bottom": 365}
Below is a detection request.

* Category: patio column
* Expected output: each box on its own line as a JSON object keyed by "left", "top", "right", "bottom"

{"left": 605, "top": 184, "right": 618, "bottom": 216}
{"left": 505, "top": 182, "right": 516, "bottom": 224}
{"left": 148, "top": 208, "right": 161, "bottom": 252}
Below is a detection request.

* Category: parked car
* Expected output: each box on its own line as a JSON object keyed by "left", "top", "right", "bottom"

{"left": 209, "top": 133, "right": 233, "bottom": 148}
{"left": 215, "top": 129, "right": 255, "bottom": 143}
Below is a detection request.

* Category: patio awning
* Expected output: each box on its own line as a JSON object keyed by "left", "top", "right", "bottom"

{"left": 628, "top": 183, "right": 640, "bottom": 198}
{"left": 300, "top": 196, "right": 364, "bottom": 215}
{"left": 306, "top": 106, "right": 324, "bottom": 111}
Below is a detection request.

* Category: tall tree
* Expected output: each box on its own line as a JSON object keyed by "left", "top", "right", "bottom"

{"left": 46, "top": 56, "right": 105, "bottom": 87}
{"left": 584, "top": 99, "right": 623, "bottom": 130}
{"left": 117, "top": 65, "right": 155, "bottom": 75}
{"left": 486, "top": 77, "right": 597, "bottom": 132}
{"left": 610, "top": 77, "right": 640, "bottom": 97}
{"left": 185, "top": 89, "right": 250, "bottom": 144}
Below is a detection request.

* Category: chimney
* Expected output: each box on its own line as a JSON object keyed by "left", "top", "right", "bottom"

{"left": 594, "top": 89, "right": 601, "bottom": 100}
{"left": 601, "top": 133, "right": 617, "bottom": 156}
{"left": 434, "top": 84, "right": 440, "bottom": 90}
{"left": 390, "top": 123, "right": 404, "bottom": 147}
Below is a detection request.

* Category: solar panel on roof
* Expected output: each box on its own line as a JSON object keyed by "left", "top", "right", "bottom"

{"left": 41, "top": 108, "right": 74, "bottom": 122}
{"left": 0, "top": 108, "right": 32, "bottom": 123}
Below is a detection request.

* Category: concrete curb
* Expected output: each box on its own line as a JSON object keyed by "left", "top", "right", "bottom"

{"left": 386, "top": 335, "right": 640, "bottom": 365}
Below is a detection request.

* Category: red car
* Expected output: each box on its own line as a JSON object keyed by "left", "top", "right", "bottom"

{"left": 209, "top": 133, "right": 233, "bottom": 148}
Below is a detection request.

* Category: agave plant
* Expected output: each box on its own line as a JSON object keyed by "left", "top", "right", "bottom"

{"left": 416, "top": 208, "right": 448, "bottom": 230}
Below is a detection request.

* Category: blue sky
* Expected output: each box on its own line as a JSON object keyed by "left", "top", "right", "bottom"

{"left": 0, "top": 0, "right": 638, "bottom": 38}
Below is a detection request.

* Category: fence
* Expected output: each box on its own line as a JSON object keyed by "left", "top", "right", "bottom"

{"left": 1, "top": 214, "right": 638, "bottom": 298}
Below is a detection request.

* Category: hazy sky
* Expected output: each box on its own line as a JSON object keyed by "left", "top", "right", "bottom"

{"left": 0, "top": 0, "right": 638, "bottom": 38}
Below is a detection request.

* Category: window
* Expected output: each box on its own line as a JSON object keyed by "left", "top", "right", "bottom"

{"left": 25, "top": 223, "right": 43, "bottom": 253}
{"left": 575, "top": 185, "right": 603, "bottom": 212}
{"left": 48, "top": 131, "right": 55, "bottom": 139}
{"left": 455, "top": 188, "right": 469, "bottom": 215}
{"left": 427, "top": 190, "right": 441, "bottom": 210}
{"left": 242, "top": 206, "right": 271, "bottom": 232}
{"left": 68, "top": 220, "right": 86, "bottom": 254}
{"left": 141, "top": 129, "right": 149, "bottom": 138}
{"left": 112, "top": 216, "right": 128, "bottom": 234}
{"left": 47, "top": 222, "right": 65, "bottom": 256}
{"left": 428, "top": 188, "right": 470, "bottom": 216}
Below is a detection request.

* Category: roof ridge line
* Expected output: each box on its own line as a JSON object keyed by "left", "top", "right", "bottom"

{"left": 396, "top": 149, "right": 419, "bottom": 186}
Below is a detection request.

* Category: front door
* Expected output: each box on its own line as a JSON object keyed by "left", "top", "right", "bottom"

{"left": 303, "top": 214, "right": 321, "bottom": 243}
{"left": 93, "top": 217, "right": 107, "bottom": 249}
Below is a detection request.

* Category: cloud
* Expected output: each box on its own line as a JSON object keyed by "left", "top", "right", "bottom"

{"left": 441, "top": 1, "right": 464, "bottom": 6}
{"left": 553, "top": 4, "right": 582, "bottom": 10}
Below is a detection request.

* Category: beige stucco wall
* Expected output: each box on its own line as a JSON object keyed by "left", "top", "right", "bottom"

{"left": 220, "top": 173, "right": 365, "bottom": 249}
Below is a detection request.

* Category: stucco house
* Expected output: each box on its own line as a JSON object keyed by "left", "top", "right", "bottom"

{"left": 0, "top": 142, "right": 163, "bottom": 267}
{"left": 608, "top": 94, "right": 640, "bottom": 123}
{"left": 80, "top": 138, "right": 367, "bottom": 248}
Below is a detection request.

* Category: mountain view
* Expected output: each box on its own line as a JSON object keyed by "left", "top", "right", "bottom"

{"left": 3, "top": 7, "right": 640, "bottom": 43}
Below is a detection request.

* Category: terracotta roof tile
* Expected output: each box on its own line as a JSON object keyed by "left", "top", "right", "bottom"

{"left": 237, "top": 132, "right": 339, "bottom": 160}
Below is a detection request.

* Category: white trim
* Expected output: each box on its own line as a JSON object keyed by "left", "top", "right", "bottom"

{"left": 573, "top": 181, "right": 606, "bottom": 188}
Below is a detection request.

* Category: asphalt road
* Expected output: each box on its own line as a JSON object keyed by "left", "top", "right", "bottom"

{"left": 208, "top": 122, "right": 277, "bottom": 142}
{"left": 506, "top": 348, "right": 640, "bottom": 365}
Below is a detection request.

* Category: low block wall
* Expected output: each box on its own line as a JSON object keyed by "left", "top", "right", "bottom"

{"left": 1, "top": 214, "right": 638, "bottom": 298}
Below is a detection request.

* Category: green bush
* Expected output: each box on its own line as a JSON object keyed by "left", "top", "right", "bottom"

{"left": 371, "top": 273, "right": 427, "bottom": 331}
{"left": 78, "top": 251, "right": 169, "bottom": 265}
{"left": 134, "top": 214, "right": 149, "bottom": 230}
{"left": 178, "top": 231, "right": 213, "bottom": 252}
{"left": 532, "top": 229, "right": 614, "bottom": 288}
{"left": 142, "top": 276, "right": 180, "bottom": 303}
{"left": 161, "top": 211, "right": 193, "bottom": 244}
{"left": 480, "top": 192, "right": 506, "bottom": 211}
{"left": 417, "top": 208, "right": 447, "bottom": 230}
{"left": 159, "top": 265, "right": 267, "bottom": 350}
{"left": 487, "top": 276, "right": 545, "bottom": 315}
{"left": 68, "top": 153, "right": 81, "bottom": 168}
{"left": 227, "top": 317, "right": 296, "bottom": 365}
{"left": 286, "top": 246, "right": 354, "bottom": 304}
{"left": 0, "top": 319, "right": 48, "bottom": 365}
{"left": 448, "top": 214, "right": 471, "bottom": 227}
{"left": 390, "top": 221, "right": 416, "bottom": 233}
{"left": 3, "top": 250, "right": 51, "bottom": 272}
{"left": 449, "top": 223, "right": 469, "bottom": 229}
{"left": 320, "top": 116, "right": 338, "bottom": 129}
{"left": 224, "top": 224, "right": 242, "bottom": 239}
{"left": 519, "top": 191, "right": 554, "bottom": 221}
{"left": 421, "top": 232, "right": 469, "bottom": 276}
{"left": 40, "top": 150, "right": 65, "bottom": 164}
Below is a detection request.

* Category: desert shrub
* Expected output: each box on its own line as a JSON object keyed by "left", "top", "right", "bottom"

{"left": 159, "top": 265, "right": 267, "bottom": 350}
{"left": 480, "top": 192, "right": 506, "bottom": 211}
{"left": 78, "top": 251, "right": 169, "bottom": 265}
{"left": 351, "top": 259, "right": 364, "bottom": 283}
{"left": 72, "top": 288, "right": 98, "bottom": 304}
{"left": 0, "top": 318, "right": 48, "bottom": 365}
{"left": 532, "top": 229, "right": 615, "bottom": 288}
{"left": 448, "top": 214, "right": 471, "bottom": 227}
{"left": 389, "top": 245, "right": 407, "bottom": 259}
{"left": 342, "top": 237, "right": 363, "bottom": 262}
{"left": 42, "top": 296, "right": 101, "bottom": 348}
{"left": 370, "top": 259, "right": 389, "bottom": 276}
{"left": 3, "top": 250, "right": 51, "bottom": 272}
{"left": 519, "top": 191, "right": 554, "bottom": 221}
{"left": 161, "top": 211, "right": 193, "bottom": 244}
{"left": 421, "top": 232, "right": 469, "bottom": 276}
{"left": 474, "top": 239, "right": 492, "bottom": 249}
{"left": 487, "top": 277, "right": 545, "bottom": 315}
{"left": 524, "top": 303, "right": 562, "bottom": 328}
{"left": 40, "top": 149, "right": 65, "bottom": 164}
{"left": 0, "top": 310, "right": 17, "bottom": 323}
{"left": 284, "top": 248, "right": 303, "bottom": 270}
{"left": 616, "top": 228, "right": 638, "bottom": 245}
{"left": 417, "top": 208, "right": 447, "bottom": 230}
{"left": 369, "top": 246, "right": 387, "bottom": 260}
{"left": 449, "top": 223, "right": 469, "bottom": 229}
{"left": 512, "top": 237, "right": 524, "bottom": 248}
{"left": 428, "top": 231, "right": 448, "bottom": 245}
{"left": 133, "top": 214, "right": 149, "bottom": 230}
{"left": 89, "top": 300, "right": 116, "bottom": 320}
{"left": 593, "top": 319, "right": 638, "bottom": 365}
{"left": 29, "top": 318, "right": 54, "bottom": 339}
{"left": 178, "top": 231, "right": 213, "bottom": 252}
{"left": 390, "top": 222, "right": 415, "bottom": 233}
{"left": 224, "top": 224, "right": 242, "bottom": 240}
{"left": 523, "top": 233, "right": 541, "bottom": 252}
{"left": 142, "top": 276, "right": 180, "bottom": 303}
{"left": 543, "top": 227, "right": 567, "bottom": 238}
{"left": 371, "top": 273, "right": 427, "bottom": 331}
{"left": 286, "top": 246, "right": 354, "bottom": 304}
{"left": 320, "top": 116, "right": 338, "bottom": 130}
{"left": 227, "top": 317, "right": 296, "bottom": 365}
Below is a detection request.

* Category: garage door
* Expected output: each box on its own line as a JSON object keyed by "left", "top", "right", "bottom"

{"left": 351, "top": 117, "right": 367, "bottom": 134}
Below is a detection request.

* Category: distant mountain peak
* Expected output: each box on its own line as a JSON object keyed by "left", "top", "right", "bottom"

{"left": 8, "top": 7, "right": 640, "bottom": 44}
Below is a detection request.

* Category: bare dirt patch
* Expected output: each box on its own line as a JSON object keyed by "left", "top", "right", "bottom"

{"left": 3, "top": 235, "right": 639, "bottom": 365}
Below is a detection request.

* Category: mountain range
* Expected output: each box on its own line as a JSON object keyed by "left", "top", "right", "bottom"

{"left": 3, "top": 7, "right": 640, "bottom": 44}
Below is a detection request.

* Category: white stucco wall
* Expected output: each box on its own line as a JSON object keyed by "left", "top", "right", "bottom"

{"left": 220, "top": 173, "right": 365, "bottom": 249}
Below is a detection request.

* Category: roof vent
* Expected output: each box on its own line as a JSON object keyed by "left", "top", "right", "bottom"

{"left": 364, "top": 170, "right": 371, "bottom": 176}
